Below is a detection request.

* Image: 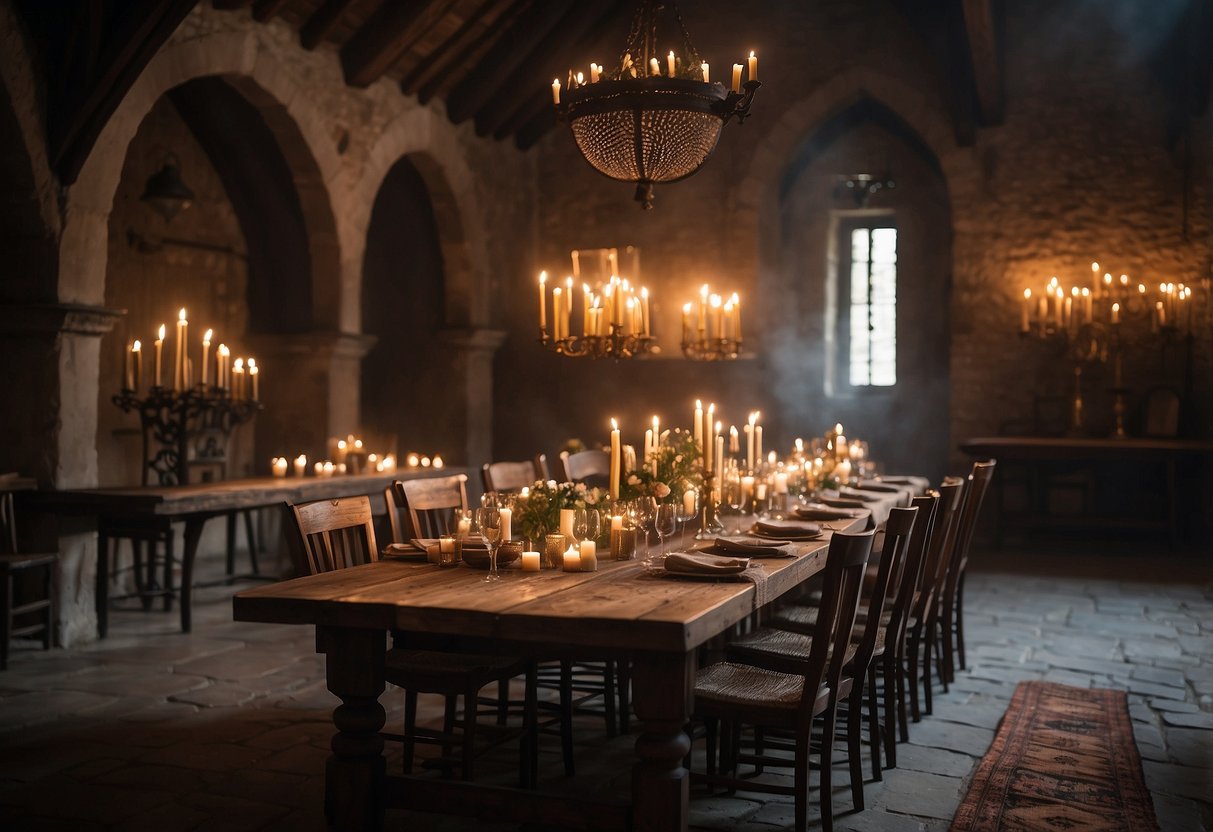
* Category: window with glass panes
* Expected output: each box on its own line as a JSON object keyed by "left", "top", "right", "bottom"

{"left": 841, "top": 222, "right": 897, "bottom": 387}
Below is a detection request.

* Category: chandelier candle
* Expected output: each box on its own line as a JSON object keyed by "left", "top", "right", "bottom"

{"left": 609, "top": 418, "right": 621, "bottom": 501}
{"left": 154, "top": 325, "right": 165, "bottom": 388}
{"left": 174, "top": 308, "right": 187, "bottom": 391}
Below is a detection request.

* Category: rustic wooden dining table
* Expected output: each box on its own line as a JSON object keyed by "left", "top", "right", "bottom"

{"left": 233, "top": 511, "right": 873, "bottom": 832}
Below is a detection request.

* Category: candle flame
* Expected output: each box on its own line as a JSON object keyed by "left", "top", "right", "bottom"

{"left": 248, "top": 358, "right": 256, "bottom": 371}
{"left": 1112, "top": 302, "right": 1120, "bottom": 312}
{"left": 1091, "top": 262, "right": 1099, "bottom": 272}
{"left": 1023, "top": 288, "right": 1032, "bottom": 299}
{"left": 217, "top": 343, "right": 229, "bottom": 356}
{"left": 233, "top": 358, "right": 243, "bottom": 371}
{"left": 749, "top": 50, "right": 756, "bottom": 58}
{"left": 695, "top": 399, "right": 702, "bottom": 409}
{"left": 1081, "top": 287, "right": 1090, "bottom": 297}
{"left": 700, "top": 284, "right": 709, "bottom": 299}
{"left": 157, "top": 324, "right": 166, "bottom": 341}
{"left": 611, "top": 418, "right": 618, "bottom": 430}
{"left": 539, "top": 270, "right": 547, "bottom": 284}
{"left": 682, "top": 302, "right": 692, "bottom": 313}
{"left": 203, "top": 328, "right": 213, "bottom": 342}
{"left": 132, "top": 340, "right": 141, "bottom": 351}
{"left": 178, "top": 308, "right": 186, "bottom": 322}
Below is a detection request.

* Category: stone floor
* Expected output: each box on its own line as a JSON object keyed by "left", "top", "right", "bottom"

{"left": 1, "top": 540, "right": 1211, "bottom": 831}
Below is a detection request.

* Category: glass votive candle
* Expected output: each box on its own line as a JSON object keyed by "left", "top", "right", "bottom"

{"left": 543, "top": 534, "right": 565, "bottom": 569}
{"left": 521, "top": 550, "right": 541, "bottom": 572}
{"left": 438, "top": 535, "right": 457, "bottom": 568}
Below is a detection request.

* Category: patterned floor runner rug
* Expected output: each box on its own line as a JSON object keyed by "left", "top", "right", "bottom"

{"left": 950, "top": 680, "right": 1160, "bottom": 831}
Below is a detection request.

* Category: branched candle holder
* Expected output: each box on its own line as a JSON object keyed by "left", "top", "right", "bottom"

{"left": 538, "top": 323, "right": 656, "bottom": 360}
{"left": 681, "top": 333, "right": 742, "bottom": 361}
{"left": 113, "top": 386, "right": 260, "bottom": 486}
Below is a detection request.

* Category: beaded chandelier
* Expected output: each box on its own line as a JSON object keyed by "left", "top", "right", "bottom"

{"left": 552, "top": 0, "right": 760, "bottom": 209}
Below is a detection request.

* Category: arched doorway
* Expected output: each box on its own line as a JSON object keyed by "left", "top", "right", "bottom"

{"left": 359, "top": 156, "right": 462, "bottom": 463}
{"left": 776, "top": 97, "right": 953, "bottom": 481}
{"left": 97, "top": 76, "right": 326, "bottom": 486}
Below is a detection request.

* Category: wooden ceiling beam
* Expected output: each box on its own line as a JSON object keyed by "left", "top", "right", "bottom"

{"left": 300, "top": 0, "right": 359, "bottom": 50}
{"left": 398, "top": 0, "right": 521, "bottom": 99}
{"left": 444, "top": 0, "right": 573, "bottom": 123}
{"left": 251, "top": 0, "right": 290, "bottom": 23}
{"left": 211, "top": 0, "right": 253, "bottom": 9}
{"left": 473, "top": 1, "right": 624, "bottom": 137}
{"left": 340, "top": 0, "right": 461, "bottom": 88}
{"left": 959, "top": 0, "right": 1003, "bottom": 124}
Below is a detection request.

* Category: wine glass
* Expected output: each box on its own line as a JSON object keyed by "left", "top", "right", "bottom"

{"left": 631, "top": 497, "right": 657, "bottom": 563}
{"left": 476, "top": 506, "right": 503, "bottom": 583}
{"left": 573, "top": 508, "right": 590, "bottom": 543}
{"left": 677, "top": 488, "right": 698, "bottom": 531}
{"left": 655, "top": 503, "right": 677, "bottom": 559}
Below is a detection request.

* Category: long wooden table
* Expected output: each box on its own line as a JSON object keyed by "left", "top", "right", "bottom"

{"left": 959, "top": 436, "right": 1213, "bottom": 547}
{"left": 233, "top": 514, "right": 870, "bottom": 832}
{"left": 33, "top": 468, "right": 461, "bottom": 635}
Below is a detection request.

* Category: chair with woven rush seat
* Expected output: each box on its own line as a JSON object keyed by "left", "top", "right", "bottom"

{"left": 728, "top": 508, "right": 917, "bottom": 813}
{"left": 939, "top": 459, "right": 997, "bottom": 684}
{"left": 0, "top": 490, "right": 56, "bottom": 669}
{"left": 481, "top": 455, "right": 550, "bottom": 493}
{"left": 906, "top": 479, "right": 963, "bottom": 720}
{"left": 690, "top": 529, "right": 875, "bottom": 832}
{"left": 288, "top": 495, "right": 536, "bottom": 785}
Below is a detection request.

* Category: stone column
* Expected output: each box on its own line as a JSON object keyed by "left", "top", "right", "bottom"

{"left": 246, "top": 331, "right": 377, "bottom": 467}
{"left": 0, "top": 301, "right": 122, "bottom": 646}
{"left": 435, "top": 328, "right": 506, "bottom": 480}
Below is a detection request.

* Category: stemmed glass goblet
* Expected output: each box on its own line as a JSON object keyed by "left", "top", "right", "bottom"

{"left": 476, "top": 506, "right": 503, "bottom": 584}
{"left": 655, "top": 503, "right": 678, "bottom": 560}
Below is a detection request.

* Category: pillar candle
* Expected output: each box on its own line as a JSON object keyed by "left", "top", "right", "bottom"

{"left": 538, "top": 271, "right": 547, "bottom": 331}
{"left": 562, "top": 545, "right": 581, "bottom": 571}
{"left": 551, "top": 78, "right": 560, "bottom": 105}
{"left": 755, "top": 425, "right": 763, "bottom": 466}
{"left": 174, "top": 309, "right": 187, "bottom": 391}
{"left": 131, "top": 341, "right": 142, "bottom": 392}
{"left": 249, "top": 359, "right": 259, "bottom": 401}
{"left": 294, "top": 454, "right": 307, "bottom": 477}
{"left": 1021, "top": 290, "right": 1031, "bottom": 333}
{"left": 232, "top": 358, "right": 245, "bottom": 400}
{"left": 682, "top": 489, "right": 696, "bottom": 517}
{"left": 774, "top": 472, "right": 789, "bottom": 494}
{"left": 748, "top": 51, "right": 758, "bottom": 82}
{"left": 272, "top": 457, "right": 287, "bottom": 477}
{"left": 715, "top": 430, "right": 724, "bottom": 491}
{"left": 682, "top": 303, "right": 691, "bottom": 344}
{"left": 731, "top": 63, "right": 742, "bottom": 92}
{"left": 124, "top": 341, "right": 134, "bottom": 391}
{"left": 667, "top": 50, "right": 675, "bottom": 77}
{"left": 701, "top": 62, "right": 709, "bottom": 83}
{"left": 579, "top": 539, "right": 597, "bottom": 571}
{"left": 560, "top": 508, "right": 576, "bottom": 542}
{"left": 835, "top": 459, "right": 852, "bottom": 482}
{"left": 499, "top": 507, "right": 512, "bottom": 542}
{"left": 521, "top": 551, "right": 541, "bottom": 572}
{"left": 640, "top": 287, "right": 650, "bottom": 336}
{"left": 609, "top": 418, "right": 621, "bottom": 501}
{"left": 733, "top": 294, "right": 742, "bottom": 342}
{"left": 649, "top": 57, "right": 661, "bottom": 76}
{"left": 153, "top": 325, "right": 165, "bottom": 387}
{"left": 693, "top": 399, "right": 703, "bottom": 457}
{"left": 200, "top": 329, "right": 212, "bottom": 386}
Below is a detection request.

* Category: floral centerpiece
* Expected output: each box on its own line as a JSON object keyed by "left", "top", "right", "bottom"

{"left": 621, "top": 428, "right": 701, "bottom": 504}
{"left": 514, "top": 479, "right": 607, "bottom": 544}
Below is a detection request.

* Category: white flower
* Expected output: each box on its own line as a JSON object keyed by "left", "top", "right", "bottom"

{"left": 547, "top": 480, "right": 558, "bottom": 490}
{"left": 654, "top": 482, "right": 671, "bottom": 498}
{"left": 627, "top": 474, "right": 640, "bottom": 485}
{"left": 585, "top": 493, "right": 597, "bottom": 505}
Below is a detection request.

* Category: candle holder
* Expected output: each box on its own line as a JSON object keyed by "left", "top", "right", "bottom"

{"left": 113, "top": 385, "right": 261, "bottom": 486}
{"left": 681, "top": 331, "right": 742, "bottom": 361}
{"left": 695, "top": 471, "right": 726, "bottom": 539}
{"left": 538, "top": 322, "right": 657, "bottom": 360}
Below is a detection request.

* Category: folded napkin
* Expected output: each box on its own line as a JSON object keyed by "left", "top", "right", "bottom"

{"left": 383, "top": 542, "right": 423, "bottom": 556}
{"left": 820, "top": 496, "right": 868, "bottom": 509}
{"left": 664, "top": 552, "right": 749, "bottom": 575}
{"left": 854, "top": 481, "right": 902, "bottom": 493}
{"left": 706, "top": 536, "right": 798, "bottom": 558}
{"left": 838, "top": 488, "right": 882, "bottom": 503}
{"left": 794, "top": 505, "right": 861, "bottom": 521}
{"left": 753, "top": 518, "right": 822, "bottom": 539}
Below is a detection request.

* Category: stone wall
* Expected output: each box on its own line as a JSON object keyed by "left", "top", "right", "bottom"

{"left": 493, "top": 0, "right": 1212, "bottom": 487}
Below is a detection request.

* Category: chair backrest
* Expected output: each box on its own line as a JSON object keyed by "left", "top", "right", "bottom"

{"left": 913, "top": 479, "right": 963, "bottom": 625}
{"left": 0, "top": 491, "right": 17, "bottom": 555}
{"left": 800, "top": 529, "right": 875, "bottom": 718}
{"left": 290, "top": 495, "right": 378, "bottom": 575}
{"left": 391, "top": 474, "right": 469, "bottom": 540}
{"left": 942, "top": 459, "right": 997, "bottom": 600}
{"left": 850, "top": 506, "right": 918, "bottom": 672}
{"left": 558, "top": 450, "right": 611, "bottom": 488}
{"left": 481, "top": 454, "right": 549, "bottom": 493}
{"left": 885, "top": 493, "right": 938, "bottom": 646}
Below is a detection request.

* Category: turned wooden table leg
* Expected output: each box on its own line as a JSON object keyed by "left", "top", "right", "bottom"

{"left": 319, "top": 626, "right": 387, "bottom": 832}
{"left": 630, "top": 651, "right": 694, "bottom": 832}
{"left": 179, "top": 516, "right": 206, "bottom": 633}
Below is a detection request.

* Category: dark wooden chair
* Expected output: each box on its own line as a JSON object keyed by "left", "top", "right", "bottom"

{"left": 906, "top": 479, "right": 964, "bottom": 720}
{"left": 939, "top": 460, "right": 997, "bottom": 683}
{"left": 481, "top": 455, "right": 550, "bottom": 493}
{"left": 557, "top": 450, "right": 610, "bottom": 490}
{"left": 690, "top": 529, "right": 875, "bottom": 832}
{"left": 288, "top": 495, "right": 535, "bottom": 784}
{"left": 728, "top": 509, "right": 917, "bottom": 811}
{"left": 386, "top": 474, "right": 469, "bottom": 542}
{"left": 1, "top": 490, "right": 56, "bottom": 669}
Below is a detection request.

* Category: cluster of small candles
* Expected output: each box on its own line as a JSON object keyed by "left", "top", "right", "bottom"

{"left": 538, "top": 270, "right": 651, "bottom": 341}
{"left": 272, "top": 434, "right": 446, "bottom": 478}
{"left": 552, "top": 49, "right": 757, "bottom": 104}
{"left": 681, "top": 284, "right": 743, "bottom": 343}
{"left": 1019, "top": 263, "right": 1197, "bottom": 335}
{"left": 122, "top": 308, "right": 259, "bottom": 398}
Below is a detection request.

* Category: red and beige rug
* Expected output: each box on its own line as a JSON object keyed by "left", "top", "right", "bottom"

{"left": 951, "top": 681, "right": 1160, "bottom": 831}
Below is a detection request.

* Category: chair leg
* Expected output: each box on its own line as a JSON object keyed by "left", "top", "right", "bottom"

{"left": 162, "top": 529, "right": 174, "bottom": 614}
{"left": 496, "top": 679, "right": 509, "bottom": 726}
{"left": 867, "top": 664, "right": 882, "bottom": 781}
{"left": 907, "top": 627, "right": 922, "bottom": 722}
{"left": 880, "top": 662, "right": 896, "bottom": 767}
{"left": 603, "top": 661, "right": 618, "bottom": 737}
{"left": 225, "top": 512, "right": 238, "bottom": 582}
{"left": 442, "top": 694, "right": 457, "bottom": 768}
{"left": 923, "top": 626, "right": 935, "bottom": 715}
{"left": 893, "top": 650, "right": 909, "bottom": 744}
{"left": 795, "top": 724, "right": 810, "bottom": 832}
{"left": 462, "top": 686, "right": 478, "bottom": 781}
{"left": 820, "top": 703, "right": 838, "bottom": 832}
{"left": 559, "top": 661, "right": 575, "bottom": 776}
{"left": 940, "top": 606, "right": 955, "bottom": 686}
{"left": 617, "top": 660, "right": 631, "bottom": 734}
{"left": 1, "top": 573, "right": 12, "bottom": 671}
{"left": 956, "top": 576, "right": 967, "bottom": 672}
{"left": 705, "top": 717, "right": 718, "bottom": 779}
{"left": 754, "top": 727, "right": 765, "bottom": 775}
{"left": 846, "top": 683, "right": 864, "bottom": 812}
{"left": 95, "top": 532, "right": 110, "bottom": 639}
{"left": 243, "top": 509, "right": 260, "bottom": 576}
{"left": 403, "top": 690, "right": 418, "bottom": 775}
{"left": 42, "top": 563, "right": 54, "bottom": 651}
{"left": 522, "top": 665, "right": 538, "bottom": 788}
{"left": 133, "top": 540, "right": 152, "bottom": 612}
